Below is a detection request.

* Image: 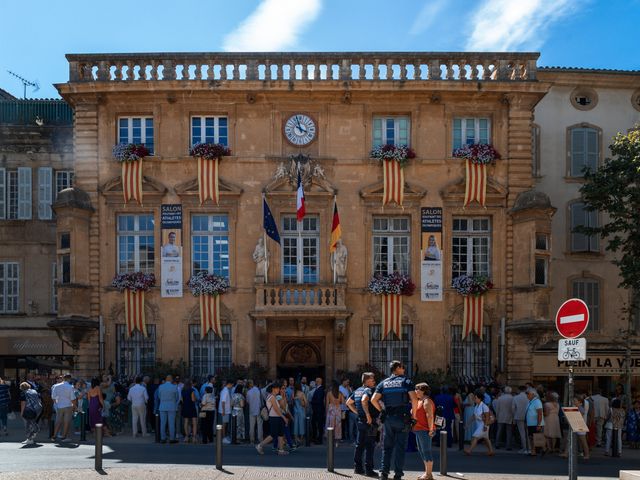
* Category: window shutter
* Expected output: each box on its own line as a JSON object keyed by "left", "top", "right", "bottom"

{"left": 372, "top": 118, "right": 383, "bottom": 147}
{"left": 38, "top": 167, "right": 53, "bottom": 220}
{"left": 570, "top": 203, "right": 587, "bottom": 252}
{"left": 588, "top": 209, "right": 599, "bottom": 252}
{"left": 17, "top": 167, "right": 32, "bottom": 220}
{"left": 571, "top": 128, "right": 586, "bottom": 176}
{"left": 0, "top": 168, "right": 5, "bottom": 220}
{"left": 397, "top": 118, "right": 409, "bottom": 146}
{"left": 586, "top": 129, "right": 598, "bottom": 172}
{"left": 453, "top": 118, "right": 462, "bottom": 149}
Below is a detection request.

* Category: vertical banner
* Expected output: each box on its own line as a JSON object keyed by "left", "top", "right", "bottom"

{"left": 421, "top": 207, "right": 443, "bottom": 302}
{"left": 161, "top": 204, "right": 183, "bottom": 298}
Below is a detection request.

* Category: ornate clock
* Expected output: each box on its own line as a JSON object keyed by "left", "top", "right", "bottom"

{"left": 284, "top": 113, "right": 317, "bottom": 146}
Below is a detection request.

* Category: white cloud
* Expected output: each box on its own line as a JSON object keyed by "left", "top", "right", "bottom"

{"left": 409, "top": 0, "right": 448, "bottom": 36}
{"left": 465, "top": 0, "right": 575, "bottom": 51}
{"left": 223, "top": 0, "right": 322, "bottom": 51}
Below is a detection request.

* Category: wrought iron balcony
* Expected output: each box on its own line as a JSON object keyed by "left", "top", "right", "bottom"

{"left": 65, "top": 52, "right": 539, "bottom": 83}
{"left": 254, "top": 283, "right": 347, "bottom": 316}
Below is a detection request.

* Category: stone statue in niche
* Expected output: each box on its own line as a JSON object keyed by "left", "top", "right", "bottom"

{"left": 331, "top": 239, "right": 348, "bottom": 282}
{"left": 253, "top": 237, "right": 268, "bottom": 283}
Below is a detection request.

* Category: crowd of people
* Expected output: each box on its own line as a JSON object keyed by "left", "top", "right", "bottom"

{"left": 1, "top": 367, "right": 639, "bottom": 479}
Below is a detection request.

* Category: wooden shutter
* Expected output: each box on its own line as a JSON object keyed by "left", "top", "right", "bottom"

{"left": 570, "top": 203, "right": 587, "bottom": 252}
{"left": 17, "top": 167, "right": 32, "bottom": 220}
{"left": 38, "top": 167, "right": 53, "bottom": 220}
{"left": 586, "top": 129, "right": 599, "bottom": 172}
{"left": 588, "top": 209, "right": 599, "bottom": 252}
{"left": 0, "top": 168, "right": 5, "bottom": 220}
{"left": 571, "top": 128, "right": 586, "bottom": 176}
{"left": 372, "top": 118, "right": 383, "bottom": 148}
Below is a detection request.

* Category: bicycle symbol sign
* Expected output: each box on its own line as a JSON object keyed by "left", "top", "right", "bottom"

{"left": 557, "top": 338, "right": 586, "bottom": 362}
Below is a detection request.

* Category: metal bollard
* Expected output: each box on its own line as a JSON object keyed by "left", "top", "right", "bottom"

{"left": 49, "top": 416, "right": 55, "bottom": 439}
{"left": 216, "top": 424, "right": 223, "bottom": 470}
{"left": 80, "top": 411, "right": 87, "bottom": 442}
{"left": 231, "top": 413, "right": 237, "bottom": 444}
{"left": 305, "top": 416, "right": 312, "bottom": 447}
{"left": 458, "top": 417, "right": 464, "bottom": 450}
{"left": 155, "top": 414, "right": 160, "bottom": 443}
{"left": 439, "top": 430, "right": 447, "bottom": 476}
{"left": 612, "top": 429, "right": 620, "bottom": 458}
{"left": 327, "top": 427, "right": 335, "bottom": 472}
{"left": 95, "top": 423, "right": 103, "bottom": 471}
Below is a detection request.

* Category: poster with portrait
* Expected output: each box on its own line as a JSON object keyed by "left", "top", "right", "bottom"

{"left": 421, "top": 207, "right": 443, "bottom": 302}
{"left": 161, "top": 204, "right": 183, "bottom": 298}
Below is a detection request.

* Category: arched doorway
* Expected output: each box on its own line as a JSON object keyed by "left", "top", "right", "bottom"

{"left": 277, "top": 338, "right": 325, "bottom": 381}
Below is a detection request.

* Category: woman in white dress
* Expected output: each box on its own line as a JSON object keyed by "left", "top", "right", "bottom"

{"left": 464, "top": 390, "right": 495, "bottom": 456}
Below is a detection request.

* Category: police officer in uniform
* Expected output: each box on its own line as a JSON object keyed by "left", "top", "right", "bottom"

{"left": 346, "top": 372, "right": 379, "bottom": 478}
{"left": 371, "top": 361, "right": 417, "bottom": 480}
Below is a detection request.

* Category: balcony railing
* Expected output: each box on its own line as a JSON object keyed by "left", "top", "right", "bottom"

{"left": 66, "top": 52, "right": 538, "bottom": 83}
{"left": 254, "top": 283, "right": 347, "bottom": 314}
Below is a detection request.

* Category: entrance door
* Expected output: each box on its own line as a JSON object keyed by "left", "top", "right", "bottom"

{"left": 276, "top": 365, "right": 325, "bottom": 383}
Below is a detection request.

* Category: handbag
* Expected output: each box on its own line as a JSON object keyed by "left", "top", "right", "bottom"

{"left": 532, "top": 432, "right": 546, "bottom": 448}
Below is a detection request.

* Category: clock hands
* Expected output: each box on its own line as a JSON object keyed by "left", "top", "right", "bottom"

{"left": 295, "top": 115, "right": 307, "bottom": 134}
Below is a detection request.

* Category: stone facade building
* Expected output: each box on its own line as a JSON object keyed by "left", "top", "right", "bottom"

{"left": 0, "top": 92, "right": 74, "bottom": 383}
{"left": 52, "top": 52, "right": 558, "bottom": 385}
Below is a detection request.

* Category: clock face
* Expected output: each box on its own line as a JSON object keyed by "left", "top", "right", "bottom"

{"left": 284, "top": 114, "right": 317, "bottom": 146}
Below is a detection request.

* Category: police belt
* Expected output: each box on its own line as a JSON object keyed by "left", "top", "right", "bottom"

{"left": 385, "top": 406, "right": 409, "bottom": 416}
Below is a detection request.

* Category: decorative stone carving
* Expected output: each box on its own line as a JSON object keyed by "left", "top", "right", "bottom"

{"left": 334, "top": 318, "right": 347, "bottom": 352}
{"left": 331, "top": 239, "right": 348, "bottom": 282}
{"left": 297, "top": 319, "right": 306, "bottom": 337}
{"left": 253, "top": 237, "right": 268, "bottom": 283}
{"left": 273, "top": 154, "right": 326, "bottom": 188}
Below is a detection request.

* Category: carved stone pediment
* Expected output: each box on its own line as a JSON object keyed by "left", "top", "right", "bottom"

{"left": 184, "top": 300, "right": 234, "bottom": 324}
{"left": 100, "top": 175, "right": 168, "bottom": 201}
{"left": 366, "top": 299, "right": 417, "bottom": 324}
{"left": 174, "top": 176, "right": 244, "bottom": 197}
{"left": 359, "top": 181, "right": 427, "bottom": 207}
{"left": 440, "top": 176, "right": 507, "bottom": 207}
{"left": 264, "top": 174, "right": 336, "bottom": 197}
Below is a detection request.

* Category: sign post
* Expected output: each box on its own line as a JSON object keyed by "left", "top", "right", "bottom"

{"left": 555, "top": 298, "right": 589, "bottom": 480}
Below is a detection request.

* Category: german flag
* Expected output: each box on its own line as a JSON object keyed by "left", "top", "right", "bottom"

{"left": 329, "top": 200, "right": 342, "bottom": 253}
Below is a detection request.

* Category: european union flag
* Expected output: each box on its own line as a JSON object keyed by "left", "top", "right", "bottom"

{"left": 263, "top": 197, "right": 280, "bottom": 244}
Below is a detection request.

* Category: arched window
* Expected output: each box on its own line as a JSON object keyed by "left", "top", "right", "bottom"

{"left": 567, "top": 124, "right": 600, "bottom": 177}
{"left": 569, "top": 201, "right": 599, "bottom": 253}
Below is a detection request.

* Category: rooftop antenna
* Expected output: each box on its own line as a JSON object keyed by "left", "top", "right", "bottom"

{"left": 7, "top": 70, "right": 40, "bottom": 99}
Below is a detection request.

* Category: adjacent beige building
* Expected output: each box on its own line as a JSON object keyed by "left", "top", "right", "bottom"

{"left": 529, "top": 69, "right": 640, "bottom": 394}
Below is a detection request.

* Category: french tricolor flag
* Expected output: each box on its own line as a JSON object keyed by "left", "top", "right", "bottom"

{"left": 296, "top": 170, "right": 306, "bottom": 221}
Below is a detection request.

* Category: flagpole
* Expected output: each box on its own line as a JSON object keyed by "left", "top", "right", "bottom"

{"left": 262, "top": 194, "right": 268, "bottom": 283}
{"left": 332, "top": 195, "right": 337, "bottom": 285}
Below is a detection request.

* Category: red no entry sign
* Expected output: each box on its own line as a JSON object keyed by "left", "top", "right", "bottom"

{"left": 555, "top": 298, "right": 590, "bottom": 339}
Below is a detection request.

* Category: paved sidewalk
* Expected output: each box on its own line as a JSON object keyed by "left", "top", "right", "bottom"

{"left": 0, "top": 466, "right": 629, "bottom": 480}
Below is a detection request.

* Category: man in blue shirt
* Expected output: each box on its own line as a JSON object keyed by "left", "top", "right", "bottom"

{"left": 346, "top": 372, "right": 378, "bottom": 478}
{"left": 156, "top": 375, "right": 180, "bottom": 443}
{"left": 371, "top": 361, "right": 417, "bottom": 480}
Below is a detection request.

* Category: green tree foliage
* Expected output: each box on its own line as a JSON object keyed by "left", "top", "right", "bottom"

{"left": 578, "top": 128, "right": 640, "bottom": 290}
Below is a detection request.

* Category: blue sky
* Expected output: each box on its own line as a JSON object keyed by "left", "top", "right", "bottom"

{"left": 1, "top": 0, "right": 638, "bottom": 99}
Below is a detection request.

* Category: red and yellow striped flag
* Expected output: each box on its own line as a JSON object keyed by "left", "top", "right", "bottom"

{"left": 199, "top": 294, "right": 222, "bottom": 339}
{"left": 382, "top": 159, "right": 404, "bottom": 206}
{"left": 464, "top": 159, "right": 487, "bottom": 207}
{"left": 463, "top": 294, "right": 484, "bottom": 340}
{"left": 122, "top": 159, "right": 143, "bottom": 204}
{"left": 198, "top": 157, "right": 220, "bottom": 205}
{"left": 329, "top": 201, "right": 342, "bottom": 253}
{"left": 124, "top": 290, "right": 146, "bottom": 337}
{"left": 382, "top": 294, "right": 402, "bottom": 340}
